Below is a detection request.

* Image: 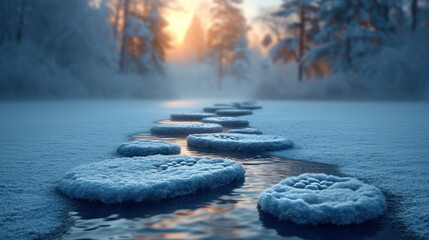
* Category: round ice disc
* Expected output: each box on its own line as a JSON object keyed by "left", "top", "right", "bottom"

{"left": 187, "top": 133, "right": 293, "bottom": 152}
{"left": 170, "top": 112, "right": 217, "bottom": 121}
{"left": 228, "top": 128, "right": 262, "bottom": 135}
{"left": 215, "top": 109, "right": 253, "bottom": 117}
{"left": 258, "top": 173, "right": 387, "bottom": 225}
{"left": 59, "top": 155, "right": 245, "bottom": 203}
{"left": 117, "top": 140, "right": 180, "bottom": 157}
{"left": 151, "top": 123, "right": 223, "bottom": 135}
{"left": 202, "top": 117, "right": 249, "bottom": 128}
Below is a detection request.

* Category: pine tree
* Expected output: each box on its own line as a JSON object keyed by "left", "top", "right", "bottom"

{"left": 207, "top": 0, "right": 249, "bottom": 88}
{"left": 182, "top": 15, "right": 205, "bottom": 61}
{"left": 269, "top": 0, "right": 321, "bottom": 81}
{"left": 307, "top": 0, "right": 394, "bottom": 74}
{"left": 118, "top": 0, "right": 171, "bottom": 74}
{"left": 230, "top": 36, "right": 251, "bottom": 82}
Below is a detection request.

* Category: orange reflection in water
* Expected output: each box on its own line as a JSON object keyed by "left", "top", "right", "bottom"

{"left": 162, "top": 100, "right": 197, "bottom": 108}
{"left": 133, "top": 232, "right": 195, "bottom": 239}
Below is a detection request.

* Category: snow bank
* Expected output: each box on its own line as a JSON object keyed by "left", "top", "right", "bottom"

{"left": 203, "top": 106, "right": 235, "bottom": 113}
{"left": 151, "top": 123, "right": 223, "bottom": 135}
{"left": 228, "top": 128, "right": 262, "bottom": 135}
{"left": 170, "top": 112, "right": 217, "bottom": 121}
{"left": 215, "top": 109, "right": 253, "bottom": 117}
{"left": 187, "top": 134, "right": 293, "bottom": 152}
{"left": 258, "top": 173, "right": 387, "bottom": 225}
{"left": 58, "top": 155, "right": 245, "bottom": 203}
{"left": 117, "top": 140, "right": 180, "bottom": 157}
{"left": 201, "top": 117, "right": 249, "bottom": 128}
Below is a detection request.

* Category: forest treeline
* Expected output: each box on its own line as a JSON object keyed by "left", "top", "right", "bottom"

{"left": 0, "top": 0, "right": 428, "bottom": 99}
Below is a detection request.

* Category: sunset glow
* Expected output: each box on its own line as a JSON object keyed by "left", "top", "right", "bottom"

{"left": 165, "top": 0, "right": 280, "bottom": 47}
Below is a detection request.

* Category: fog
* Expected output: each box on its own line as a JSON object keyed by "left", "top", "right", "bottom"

{"left": 0, "top": 0, "right": 428, "bottom": 100}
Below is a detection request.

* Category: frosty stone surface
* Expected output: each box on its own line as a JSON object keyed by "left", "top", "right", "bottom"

{"left": 203, "top": 106, "right": 235, "bottom": 113}
{"left": 258, "top": 173, "right": 387, "bottom": 225}
{"left": 238, "top": 104, "right": 262, "bottom": 110}
{"left": 228, "top": 128, "right": 263, "bottom": 135}
{"left": 151, "top": 123, "right": 223, "bottom": 135}
{"left": 117, "top": 140, "right": 180, "bottom": 157}
{"left": 215, "top": 109, "right": 253, "bottom": 117}
{"left": 59, "top": 155, "right": 245, "bottom": 203}
{"left": 170, "top": 112, "right": 217, "bottom": 121}
{"left": 202, "top": 117, "right": 249, "bottom": 128}
{"left": 187, "top": 133, "right": 293, "bottom": 152}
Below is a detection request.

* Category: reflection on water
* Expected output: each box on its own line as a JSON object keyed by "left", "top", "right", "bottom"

{"left": 62, "top": 129, "right": 404, "bottom": 240}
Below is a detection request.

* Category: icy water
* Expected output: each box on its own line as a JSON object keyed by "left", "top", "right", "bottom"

{"left": 62, "top": 126, "right": 403, "bottom": 240}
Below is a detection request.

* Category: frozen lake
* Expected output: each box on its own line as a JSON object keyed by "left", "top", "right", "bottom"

{"left": 0, "top": 100, "right": 427, "bottom": 239}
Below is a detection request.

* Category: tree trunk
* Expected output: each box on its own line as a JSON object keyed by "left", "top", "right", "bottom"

{"left": 113, "top": 0, "right": 122, "bottom": 37}
{"left": 411, "top": 0, "right": 418, "bottom": 31}
{"left": 16, "top": 0, "right": 27, "bottom": 43}
{"left": 298, "top": 4, "right": 306, "bottom": 82}
{"left": 119, "top": 0, "right": 130, "bottom": 72}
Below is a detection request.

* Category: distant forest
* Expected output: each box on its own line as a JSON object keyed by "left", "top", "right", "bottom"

{"left": 0, "top": 0, "right": 428, "bottom": 99}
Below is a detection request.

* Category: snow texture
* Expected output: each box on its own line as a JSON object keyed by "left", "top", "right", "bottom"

{"left": 58, "top": 155, "right": 245, "bottom": 203}
{"left": 201, "top": 117, "right": 249, "bottom": 128}
{"left": 228, "top": 128, "right": 263, "bottom": 135}
{"left": 117, "top": 140, "right": 180, "bottom": 157}
{"left": 170, "top": 112, "right": 217, "bottom": 121}
{"left": 258, "top": 173, "right": 387, "bottom": 225}
{"left": 203, "top": 106, "right": 235, "bottom": 113}
{"left": 187, "top": 134, "right": 293, "bottom": 152}
{"left": 250, "top": 101, "right": 429, "bottom": 239}
{"left": 151, "top": 123, "right": 223, "bottom": 135}
{"left": 215, "top": 109, "right": 253, "bottom": 117}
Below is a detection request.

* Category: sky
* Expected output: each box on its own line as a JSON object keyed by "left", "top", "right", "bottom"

{"left": 166, "top": 0, "right": 280, "bottom": 46}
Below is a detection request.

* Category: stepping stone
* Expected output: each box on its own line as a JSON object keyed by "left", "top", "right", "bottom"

{"left": 58, "top": 155, "right": 245, "bottom": 203}
{"left": 187, "top": 134, "right": 293, "bottom": 152}
{"left": 117, "top": 140, "right": 180, "bottom": 157}
{"left": 258, "top": 173, "right": 387, "bottom": 225}
{"left": 151, "top": 123, "right": 223, "bottom": 135}
{"left": 215, "top": 109, "right": 253, "bottom": 117}
{"left": 238, "top": 104, "right": 262, "bottom": 110}
{"left": 228, "top": 128, "right": 262, "bottom": 135}
{"left": 170, "top": 112, "right": 217, "bottom": 121}
{"left": 202, "top": 117, "right": 249, "bottom": 128}
{"left": 214, "top": 103, "right": 236, "bottom": 107}
{"left": 203, "top": 106, "right": 235, "bottom": 113}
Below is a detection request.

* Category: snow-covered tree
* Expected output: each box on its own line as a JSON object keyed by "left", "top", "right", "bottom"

{"left": 207, "top": 0, "right": 250, "bottom": 88}
{"left": 307, "top": 0, "right": 395, "bottom": 74}
{"left": 230, "top": 36, "right": 251, "bottom": 82}
{"left": 269, "top": 0, "right": 322, "bottom": 81}
{"left": 118, "top": 0, "right": 172, "bottom": 74}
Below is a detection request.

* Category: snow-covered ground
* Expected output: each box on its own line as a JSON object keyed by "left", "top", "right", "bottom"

{"left": 248, "top": 101, "right": 429, "bottom": 239}
{"left": 0, "top": 100, "right": 188, "bottom": 239}
{"left": 0, "top": 100, "right": 428, "bottom": 239}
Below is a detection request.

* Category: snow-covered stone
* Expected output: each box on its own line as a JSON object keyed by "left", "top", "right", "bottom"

{"left": 201, "top": 117, "right": 249, "bottom": 128}
{"left": 187, "top": 133, "right": 293, "bottom": 152}
{"left": 170, "top": 112, "right": 217, "bottom": 121}
{"left": 214, "top": 103, "right": 236, "bottom": 107}
{"left": 117, "top": 140, "right": 180, "bottom": 157}
{"left": 258, "top": 173, "right": 387, "bottom": 225}
{"left": 203, "top": 106, "right": 235, "bottom": 113}
{"left": 215, "top": 109, "right": 253, "bottom": 117}
{"left": 238, "top": 104, "right": 262, "bottom": 110}
{"left": 151, "top": 123, "right": 223, "bottom": 135}
{"left": 228, "top": 128, "right": 262, "bottom": 135}
{"left": 58, "top": 155, "right": 245, "bottom": 203}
